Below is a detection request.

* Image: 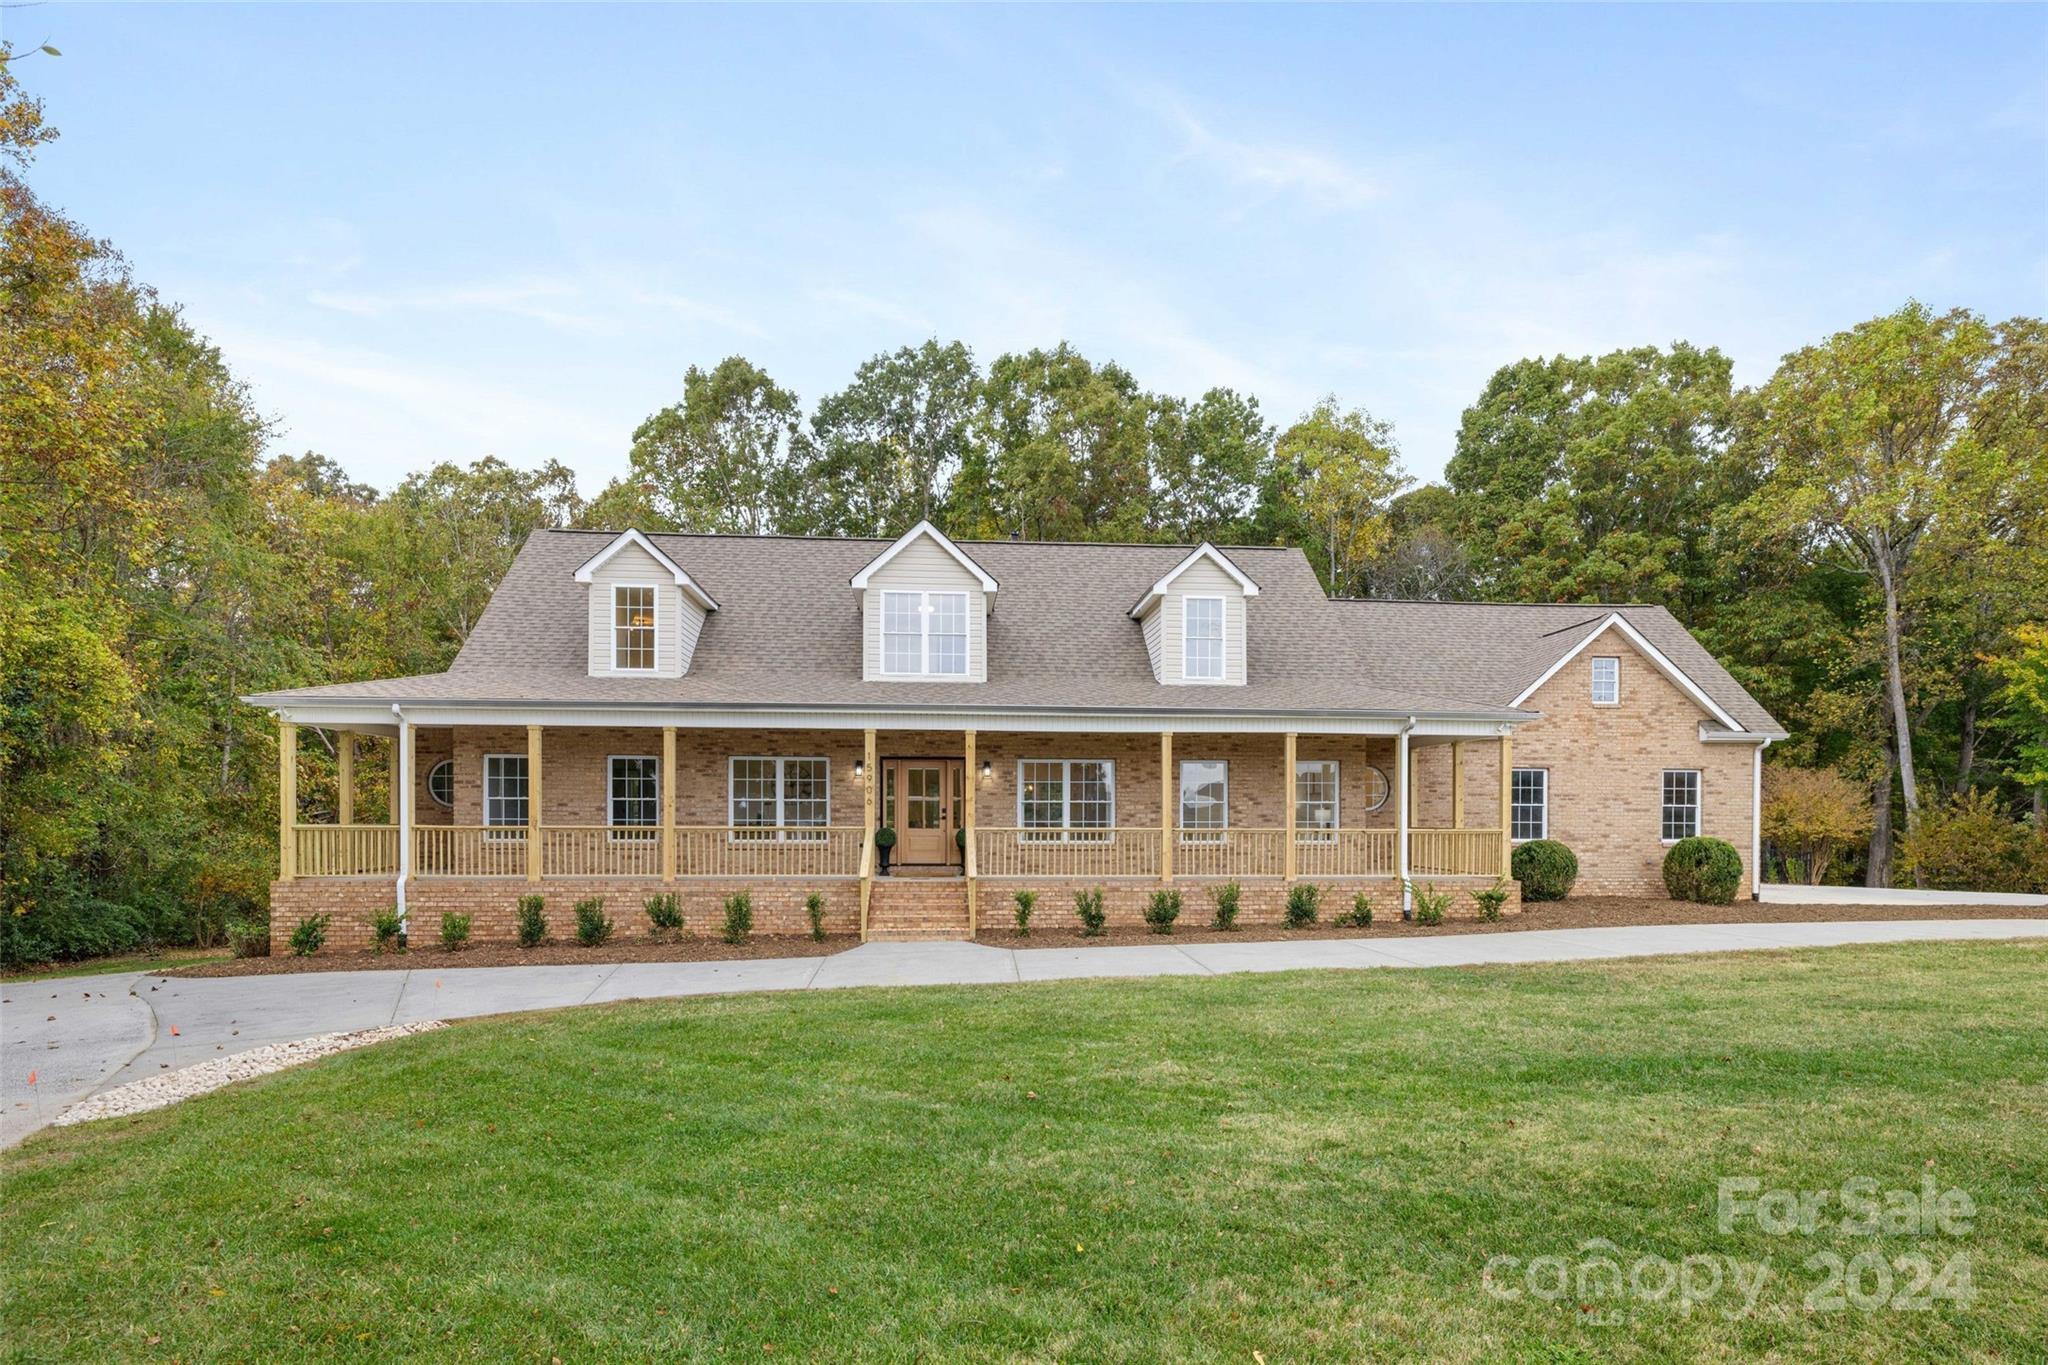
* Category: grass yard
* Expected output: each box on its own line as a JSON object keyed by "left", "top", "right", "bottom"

{"left": 4, "top": 942, "right": 2044, "bottom": 1362}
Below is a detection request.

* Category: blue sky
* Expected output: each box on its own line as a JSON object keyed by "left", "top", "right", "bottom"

{"left": 19, "top": 4, "right": 2047, "bottom": 492}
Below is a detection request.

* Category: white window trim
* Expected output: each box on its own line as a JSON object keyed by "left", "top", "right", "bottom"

{"left": 1590, "top": 656, "right": 1620, "bottom": 706}
{"left": 483, "top": 752, "right": 529, "bottom": 838}
{"left": 1181, "top": 595, "right": 1226, "bottom": 683}
{"left": 1359, "top": 763, "right": 1391, "bottom": 815}
{"left": 1661, "top": 768, "right": 1702, "bottom": 844}
{"left": 727, "top": 756, "right": 831, "bottom": 840}
{"left": 611, "top": 582, "right": 660, "bottom": 673}
{"left": 1178, "top": 758, "right": 1230, "bottom": 843}
{"left": 1509, "top": 767, "right": 1549, "bottom": 843}
{"left": 879, "top": 588, "right": 972, "bottom": 679}
{"left": 1294, "top": 759, "right": 1340, "bottom": 843}
{"left": 1015, "top": 758, "right": 1116, "bottom": 841}
{"left": 607, "top": 754, "right": 659, "bottom": 842}
{"left": 426, "top": 759, "right": 454, "bottom": 809}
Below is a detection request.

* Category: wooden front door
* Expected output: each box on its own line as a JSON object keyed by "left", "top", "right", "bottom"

{"left": 885, "top": 759, "right": 963, "bottom": 866}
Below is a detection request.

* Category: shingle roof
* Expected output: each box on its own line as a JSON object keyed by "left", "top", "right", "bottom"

{"left": 248, "top": 530, "right": 1782, "bottom": 734}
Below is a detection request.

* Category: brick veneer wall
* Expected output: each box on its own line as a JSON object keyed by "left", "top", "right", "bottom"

{"left": 985, "top": 876, "right": 1519, "bottom": 929}
{"left": 1506, "top": 628, "right": 1759, "bottom": 896}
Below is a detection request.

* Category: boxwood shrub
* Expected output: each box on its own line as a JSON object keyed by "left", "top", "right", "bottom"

{"left": 1510, "top": 839, "right": 1578, "bottom": 901}
{"left": 1663, "top": 836, "right": 1744, "bottom": 904}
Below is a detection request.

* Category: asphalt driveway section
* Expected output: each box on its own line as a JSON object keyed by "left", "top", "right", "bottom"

{"left": 6, "top": 918, "right": 2044, "bottom": 1147}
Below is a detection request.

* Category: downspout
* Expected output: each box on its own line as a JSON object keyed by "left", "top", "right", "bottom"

{"left": 1397, "top": 716, "right": 1415, "bottom": 919}
{"left": 1751, "top": 737, "right": 1772, "bottom": 901}
{"left": 392, "top": 704, "right": 411, "bottom": 938}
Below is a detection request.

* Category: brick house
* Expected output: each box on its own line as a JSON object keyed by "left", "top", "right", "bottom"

{"left": 246, "top": 524, "right": 1785, "bottom": 948}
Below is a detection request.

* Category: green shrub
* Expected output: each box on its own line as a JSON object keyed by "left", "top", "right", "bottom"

{"left": 1511, "top": 839, "right": 1578, "bottom": 901}
{"left": 288, "top": 913, "right": 329, "bottom": 957}
{"left": 1900, "top": 790, "right": 2040, "bottom": 893}
{"left": 225, "top": 916, "right": 270, "bottom": 958}
{"left": 1283, "top": 882, "right": 1321, "bottom": 928}
{"left": 721, "top": 891, "right": 754, "bottom": 944}
{"left": 573, "top": 897, "right": 614, "bottom": 947}
{"left": 1663, "top": 837, "right": 1744, "bottom": 904}
{"left": 1012, "top": 888, "right": 1037, "bottom": 936}
{"left": 1409, "top": 882, "right": 1451, "bottom": 927}
{"left": 1074, "top": 887, "right": 1106, "bottom": 936}
{"left": 1337, "top": 892, "right": 1373, "bottom": 928}
{"left": 439, "top": 912, "right": 472, "bottom": 950}
{"left": 1471, "top": 879, "right": 1510, "bottom": 923}
{"left": 368, "top": 907, "right": 404, "bottom": 954}
{"left": 643, "top": 893, "right": 683, "bottom": 936}
{"left": 516, "top": 894, "right": 547, "bottom": 948}
{"left": 805, "top": 891, "right": 827, "bottom": 942}
{"left": 1210, "top": 881, "right": 1241, "bottom": 931}
{"left": 1144, "top": 889, "right": 1182, "bottom": 934}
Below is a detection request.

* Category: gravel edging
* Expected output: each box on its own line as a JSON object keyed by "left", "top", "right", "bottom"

{"left": 53, "top": 1022, "right": 447, "bottom": 1127}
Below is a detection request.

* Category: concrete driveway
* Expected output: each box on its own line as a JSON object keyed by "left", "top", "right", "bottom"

{"left": 6, "top": 917, "right": 2044, "bottom": 1148}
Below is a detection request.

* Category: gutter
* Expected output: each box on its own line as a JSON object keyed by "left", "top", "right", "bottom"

{"left": 392, "top": 704, "right": 410, "bottom": 939}
{"left": 1751, "top": 736, "right": 1773, "bottom": 902}
{"left": 1397, "top": 715, "right": 1416, "bottom": 919}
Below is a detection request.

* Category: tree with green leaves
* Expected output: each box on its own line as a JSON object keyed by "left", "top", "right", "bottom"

{"left": 801, "top": 339, "right": 981, "bottom": 538}
{"left": 1269, "top": 397, "right": 1408, "bottom": 595}
{"left": 625, "top": 356, "right": 802, "bottom": 535}
{"left": 960, "top": 344, "right": 1155, "bottom": 542}
{"left": 1148, "top": 387, "right": 1274, "bottom": 545}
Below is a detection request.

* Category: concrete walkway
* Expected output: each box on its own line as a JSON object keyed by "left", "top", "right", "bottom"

{"left": 6, "top": 918, "right": 2044, "bottom": 1148}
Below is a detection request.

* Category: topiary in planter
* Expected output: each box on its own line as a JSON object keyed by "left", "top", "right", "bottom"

{"left": 1663, "top": 836, "right": 1744, "bottom": 904}
{"left": 1511, "top": 839, "right": 1578, "bottom": 901}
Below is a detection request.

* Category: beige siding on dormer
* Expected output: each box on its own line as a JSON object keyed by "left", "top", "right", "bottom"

{"left": 861, "top": 534, "right": 988, "bottom": 682}
{"left": 585, "top": 541, "right": 704, "bottom": 678}
{"left": 1148, "top": 558, "right": 1248, "bottom": 686}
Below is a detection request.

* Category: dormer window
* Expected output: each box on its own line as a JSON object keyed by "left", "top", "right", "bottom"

{"left": 1183, "top": 596, "right": 1225, "bottom": 681}
{"left": 613, "top": 585, "right": 657, "bottom": 671}
{"left": 882, "top": 590, "right": 969, "bottom": 677}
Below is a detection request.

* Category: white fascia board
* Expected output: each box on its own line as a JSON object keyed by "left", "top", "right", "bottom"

{"left": 1510, "top": 613, "right": 1744, "bottom": 733}
{"left": 1129, "top": 543, "right": 1261, "bottom": 618}
{"left": 362, "top": 704, "right": 1529, "bottom": 737}
{"left": 849, "top": 519, "right": 999, "bottom": 593}
{"left": 573, "top": 529, "right": 720, "bottom": 611}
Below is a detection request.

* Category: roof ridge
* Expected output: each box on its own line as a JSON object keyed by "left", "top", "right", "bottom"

{"left": 539, "top": 527, "right": 1299, "bottom": 553}
{"left": 1333, "top": 597, "right": 1665, "bottom": 610}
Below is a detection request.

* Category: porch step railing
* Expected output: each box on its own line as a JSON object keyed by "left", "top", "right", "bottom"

{"left": 292, "top": 824, "right": 399, "bottom": 877}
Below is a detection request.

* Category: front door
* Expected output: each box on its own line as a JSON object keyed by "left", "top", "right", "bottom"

{"left": 886, "top": 759, "right": 963, "bottom": 866}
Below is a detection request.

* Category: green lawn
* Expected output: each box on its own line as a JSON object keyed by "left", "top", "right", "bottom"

{"left": 4, "top": 943, "right": 2044, "bottom": 1362}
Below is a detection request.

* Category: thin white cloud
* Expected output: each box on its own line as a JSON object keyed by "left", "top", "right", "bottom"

{"left": 1128, "top": 82, "right": 1383, "bottom": 210}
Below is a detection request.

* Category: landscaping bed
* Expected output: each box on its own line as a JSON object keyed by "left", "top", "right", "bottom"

{"left": 160, "top": 934, "right": 853, "bottom": 977}
{"left": 979, "top": 893, "right": 2048, "bottom": 947}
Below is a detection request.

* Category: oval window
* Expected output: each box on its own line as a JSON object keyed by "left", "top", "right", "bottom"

{"left": 1359, "top": 764, "right": 1390, "bottom": 813}
{"left": 427, "top": 760, "right": 455, "bottom": 809}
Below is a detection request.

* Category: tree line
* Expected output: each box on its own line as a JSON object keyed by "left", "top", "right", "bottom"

{"left": 3, "top": 56, "right": 2044, "bottom": 963}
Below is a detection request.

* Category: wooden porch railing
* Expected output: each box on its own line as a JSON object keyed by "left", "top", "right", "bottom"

{"left": 669, "top": 826, "right": 863, "bottom": 879}
{"left": 1174, "top": 828, "right": 1287, "bottom": 879}
{"left": 292, "top": 824, "right": 399, "bottom": 877}
{"left": 414, "top": 826, "right": 529, "bottom": 878}
{"left": 974, "top": 827, "right": 1161, "bottom": 879}
{"left": 541, "top": 826, "right": 664, "bottom": 878}
{"left": 1408, "top": 828, "right": 1504, "bottom": 878}
{"left": 1295, "top": 828, "right": 1397, "bottom": 879}
{"left": 408, "top": 825, "right": 864, "bottom": 879}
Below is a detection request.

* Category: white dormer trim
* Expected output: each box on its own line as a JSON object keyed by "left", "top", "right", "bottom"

{"left": 1129, "top": 543, "right": 1261, "bottom": 618}
{"left": 850, "top": 520, "right": 999, "bottom": 594}
{"left": 1511, "top": 613, "right": 1743, "bottom": 732}
{"left": 574, "top": 529, "right": 719, "bottom": 612}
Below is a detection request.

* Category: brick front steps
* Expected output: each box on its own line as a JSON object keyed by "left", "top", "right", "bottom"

{"left": 866, "top": 877, "right": 971, "bottom": 940}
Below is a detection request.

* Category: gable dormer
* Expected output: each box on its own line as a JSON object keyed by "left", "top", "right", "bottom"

{"left": 851, "top": 521, "right": 997, "bottom": 683}
{"left": 1129, "top": 543, "right": 1259, "bottom": 686}
{"left": 574, "top": 529, "right": 719, "bottom": 679}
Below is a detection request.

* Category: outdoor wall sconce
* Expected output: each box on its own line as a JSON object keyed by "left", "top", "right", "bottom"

{"left": 853, "top": 758, "right": 866, "bottom": 782}
{"left": 980, "top": 759, "right": 993, "bottom": 782}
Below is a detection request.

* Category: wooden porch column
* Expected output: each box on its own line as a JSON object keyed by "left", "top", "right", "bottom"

{"left": 526, "top": 724, "right": 543, "bottom": 883}
{"left": 1498, "top": 733, "right": 1513, "bottom": 878}
{"left": 1396, "top": 726, "right": 1411, "bottom": 915}
{"left": 1159, "top": 731, "right": 1174, "bottom": 883}
{"left": 860, "top": 728, "right": 877, "bottom": 940}
{"left": 1451, "top": 740, "right": 1465, "bottom": 830}
{"left": 1282, "top": 731, "right": 1298, "bottom": 882}
{"left": 337, "top": 731, "right": 356, "bottom": 826}
{"left": 661, "top": 725, "right": 677, "bottom": 883}
{"left": 963, "top": 729, "right": 977, "bottom": 934}
{"left": 278, "top": 720, "right": 297, "bottom": 882}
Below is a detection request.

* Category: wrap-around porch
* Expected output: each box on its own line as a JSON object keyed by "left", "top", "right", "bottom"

{"left": 276, "top": 722, "right": 1516, "bottom": 938}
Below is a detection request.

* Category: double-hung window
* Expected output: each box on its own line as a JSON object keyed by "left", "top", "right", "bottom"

{"left": 1183, "top": 596, "right": 1224, "bottom": 681}
{"left": 730, "top": 757, "right": 830, "bottom": 841}
{"left": 1179, "top": 760, "right": 1228, "bottom": 842}
{"left": 609, "top": 756, "right": 658, "bottom": 841}
{"left": 1590, "top": 656, "right": 1620, "bottom": 705}
{"left": 484, "top": 754, "right": 529, "bottom": 838}
{"left": 1017, "top": 760, "right": 1114, "bottom": 842}
{"left": 1295, "top": 760, "right": 1340, "bottom": 842}
{"left": 881, "top": 590, "right": 969, "bottom": 677}
{"left": 1661, "top": 770, "right": 1701, "bottom": 841}
{"left": 613, "top": 584, "right": 657, "bottom": 671}
{"left": 1509, "top": 768, "right": 1548, "bottom": 841}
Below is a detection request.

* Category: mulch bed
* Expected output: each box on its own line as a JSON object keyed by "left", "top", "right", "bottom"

{"left": 160, "top": 935, "right": 853, "bottom": 978}
{"left": 975, "top": 895, "right": 2048, "bottom": 949}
